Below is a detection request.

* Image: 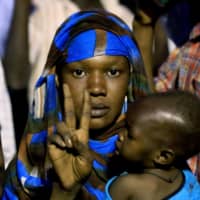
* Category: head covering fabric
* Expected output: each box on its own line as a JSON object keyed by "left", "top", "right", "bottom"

{"left": 65, "top": 29, "right": 133, "bottom": 63}
{"left": 53, "top": 12, "right": 140, "bottom": 65}
{"left": 2, "top": 10, "right": 150, "bottom": 200}
{"left": 41, "top": 10, "right": 150, "bottom": 102}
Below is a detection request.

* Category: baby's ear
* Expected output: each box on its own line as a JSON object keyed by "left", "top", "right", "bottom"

{"left": 153, "top": 149, "right": 175, "bottom": 166}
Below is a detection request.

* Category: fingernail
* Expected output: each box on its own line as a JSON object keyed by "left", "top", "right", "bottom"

{"left": 66, "top": 138, "right": 72, "bottom": 147}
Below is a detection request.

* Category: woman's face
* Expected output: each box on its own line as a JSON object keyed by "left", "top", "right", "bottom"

{"left": 60, "top": 55, "right": 129, "bottom": 132}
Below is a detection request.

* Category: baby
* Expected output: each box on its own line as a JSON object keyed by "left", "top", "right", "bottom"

{"left": 106, "top": 91, "right": 200, "bottom": 199}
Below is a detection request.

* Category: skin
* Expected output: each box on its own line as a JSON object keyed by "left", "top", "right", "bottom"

{"left": 132, "top": 0, "right": 171, "bottom": 92}
{"left": 111, "top": 100, "right": 184, "bottom": 200}
{"left": 48, "top": 55, "right": 130, "bottom": 198}
{"left": 117, "top": 116, "right": 156, "bottom": 166}
{"left": 109, "top": 170, "right": 183, "bottom": 200}
{"left": 49, "top": 85, "right": 92, "bottom": 199}
{"left": 117, "top": 101, "right": 182, "bottom": 167}
{"left": 60, "top": 55, "right": 129, "bottom": 138}
{"left": 117, "top": 104, "right": 158, "bottom": 168}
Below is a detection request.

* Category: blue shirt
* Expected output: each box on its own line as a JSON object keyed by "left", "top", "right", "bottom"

{"left": 105, "top": 170, "right": 200, "bottom": 200}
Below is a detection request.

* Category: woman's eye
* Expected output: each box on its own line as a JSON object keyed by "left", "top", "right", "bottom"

{"left": 72, "top": 69, "right": 85, "bottom": 78}
{"left": 107, "top": 69, "right": 120, "bottom": 77}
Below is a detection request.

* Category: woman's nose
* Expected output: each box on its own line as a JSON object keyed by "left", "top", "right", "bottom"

{"left": 87, "top": 72, "right": 107, "bottom": 96}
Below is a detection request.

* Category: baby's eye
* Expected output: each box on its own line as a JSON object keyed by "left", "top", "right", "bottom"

{"left": 72, "top": 69, "right": 86, "bottom": 78}
{"left": 107, "top": 69, "right": 120, "bottom": 77}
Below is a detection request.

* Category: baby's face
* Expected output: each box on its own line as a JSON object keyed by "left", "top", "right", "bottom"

{"left": 116, "top": 105, "right": 157, "bottom": 167}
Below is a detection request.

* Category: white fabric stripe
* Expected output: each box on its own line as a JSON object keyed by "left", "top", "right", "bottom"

{"left": 0, "top": 60, "right": 16, "bottom": 168}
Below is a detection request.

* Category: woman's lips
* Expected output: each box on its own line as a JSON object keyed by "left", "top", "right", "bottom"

{"left": 91, "top": 104, "right": 109, "bottom": 118}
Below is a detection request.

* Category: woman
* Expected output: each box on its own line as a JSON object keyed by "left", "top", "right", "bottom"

{"left": 2, "top": 10, "right": 150, "bottom": 199}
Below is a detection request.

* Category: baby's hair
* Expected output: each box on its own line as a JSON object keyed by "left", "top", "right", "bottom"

{"left": 127, "top": 90, "right": 200, "bottom": 160}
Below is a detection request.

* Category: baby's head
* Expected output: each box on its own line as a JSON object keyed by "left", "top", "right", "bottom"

{"left": 117, "top": 91, "right": 200, "bottom": 169}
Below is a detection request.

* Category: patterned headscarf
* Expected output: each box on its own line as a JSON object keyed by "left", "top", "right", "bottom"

{"left": 3, "top": 10, "right": 150, "bottom": 200}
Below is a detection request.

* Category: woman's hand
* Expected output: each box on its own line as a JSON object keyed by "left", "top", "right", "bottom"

{"left": 47, "top": 84, "right": 92, "bottom": 191}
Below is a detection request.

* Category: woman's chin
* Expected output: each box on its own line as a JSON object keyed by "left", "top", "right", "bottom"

{"left": 89, "top": 118, "right": 109, "bottom": 130}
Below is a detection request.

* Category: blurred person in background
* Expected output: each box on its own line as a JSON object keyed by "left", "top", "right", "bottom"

{"left": 120, "top": 0, "right": 192, "bottom": 91}
{"left": 155, "top": 0, "right": 200, "bottom": 182}
{"left": 2, "top": 0, "right": 80, "bottom": 149}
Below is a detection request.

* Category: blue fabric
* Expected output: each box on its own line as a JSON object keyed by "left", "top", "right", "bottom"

{"left": 2, "top": 188, "right": 18, "bottom": 200}
{"left": 66, "top": 29, "right": 96, "bottom": 63}
{"left": 88, "top": 134, "right": 119, "bottom": 170}
{"left": 105, "top": 32, "right": 129, "bottom": 56}
{"left": 54, "top": 11, "right": 141, "bottom": 65}
{"left": 45, "top": 74, "right": 57, "bottom": 113}
{"left": 89, "top": 135, "right": 118, "bottom": 155}
{"left": 105, "top": 175, "right": 118, "bottom": 200}
{"left": 83, "top": 135, "right": 119, "bottom": 198}
{"left": 64, "top": 29, "right": 139, "bottom": 64}
{"left": 17, "top": 160, "right": 50, "bottom": 188}
{"left": 105, "top": 170, "right": 200, "bottom": 200}
{"left": 31, "top": 130, "right": 47, "bottom": 144}
{"left": 84, "top": 182, "right": 106, "bottom": 200}
{"left": 54, "top": 12, "right": 95, "bottom": 51}
{"left": 168, "top": 170, "right": 200, "bottom": 200}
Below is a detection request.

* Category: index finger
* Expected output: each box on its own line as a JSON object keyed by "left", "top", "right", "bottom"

{"left": 63, "top": 84, "right": 76, "bottom": 129}
{"left": 80, "top": 90, "right": 91, "bottom": 131}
